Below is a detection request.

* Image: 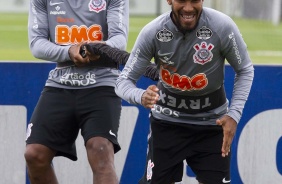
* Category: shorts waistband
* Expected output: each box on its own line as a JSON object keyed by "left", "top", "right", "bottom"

{"left": 156, "top": 82, "right": 226, "bottom": 114}
{"left": 56, "top": 60, "right": 118, "bottom": 68}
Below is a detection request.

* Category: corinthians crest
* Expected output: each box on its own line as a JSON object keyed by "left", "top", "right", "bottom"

{"left": 193, "top": 42, "right": 214, "bottom": 65}
{"left": 89, "top": 0, "right": 107, "bottom": 13}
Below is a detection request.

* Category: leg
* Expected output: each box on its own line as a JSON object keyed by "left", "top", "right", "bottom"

{"left": 139, "top": 117, "right": 185, "bottom": 184}
{"left": 186, "top": 125, "right": 231, "bottom": 184}
{"left": 25, "top": 87, "right": 79, "bottom": 183}
{"left": 77, "top": 87, "right": 121, "bottom": 183}
{"left": 24, "top": 144, "right": 58, "bottom": 184}
{"left": 86, "top": 137, "right": 118, "bottom": 184}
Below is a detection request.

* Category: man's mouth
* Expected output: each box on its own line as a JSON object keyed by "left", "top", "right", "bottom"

{"left": 181, "top": 14, "right": 195, "bottom": 20}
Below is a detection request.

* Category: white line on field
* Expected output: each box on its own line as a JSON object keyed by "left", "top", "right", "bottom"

{"left": 249, "top": 51, "right": 282, "bottom": 57}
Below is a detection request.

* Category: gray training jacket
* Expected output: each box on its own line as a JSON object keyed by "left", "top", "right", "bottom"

{"left": 115, "top": 8, "right": 254, "bottom": 126}
{"left": 28, "top": 0, "right": 129, "bottom": 89}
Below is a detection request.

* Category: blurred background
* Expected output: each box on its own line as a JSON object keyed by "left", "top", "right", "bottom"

{"left": 0, "top": 1, "right": 282, "bottom": 184}
{"left": 0, "top": 0, "right": 281, "bottom": 64}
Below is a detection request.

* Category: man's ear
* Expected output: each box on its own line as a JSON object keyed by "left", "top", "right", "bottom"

{"left": 167, "top": 0, "right": 172, "bottom": 5}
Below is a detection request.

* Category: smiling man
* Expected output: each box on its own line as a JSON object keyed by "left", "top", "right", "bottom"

{"left": 170, "top": 0, "right": 203, "bottom": 32}
{"left": 115, "top": 0, "right": 254, "bottom": 184}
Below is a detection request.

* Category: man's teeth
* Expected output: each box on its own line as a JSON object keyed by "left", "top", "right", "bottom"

{"left": 182, "top": 15, "right": 194, "bottom": 19}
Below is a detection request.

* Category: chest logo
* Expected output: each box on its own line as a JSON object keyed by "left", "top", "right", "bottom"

{"left": 50, "top": 1, "right": 64, "bottom": 6}
{"left": 193, "top": 42, "right": 214, "bottom": 65}
{"left": 160, "top": 66, "right": 208, "bottom": 91}
{"left": 55, "top": 25, "right": 103, "bottom": 45}
{"left": 156, "top": 28, "right": 174, "bottom": 42}
{"left": 196, "top": 26, "right": 213, "bottom": 40}
{"left": 89, "top": 0, "right": 106, "bottom": 13}
{"left": 157, "top": 51, "right": 174, "bottom": 65}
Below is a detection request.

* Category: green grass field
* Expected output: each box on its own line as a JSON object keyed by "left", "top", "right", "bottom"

{"left": 0, "top": 13, "right": 281, "bottom": 64}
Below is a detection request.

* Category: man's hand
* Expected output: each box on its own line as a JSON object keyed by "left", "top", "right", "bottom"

{"left": 68, "top": 42, "right": 91, "bottom": 66}
{"left": 141, "top": 85, "right": 159, "bottom": 109}
{"left": 68, "top": 41, "right": 102, "bottom": 67}
{"left": 80, "top": 41, "right": 105, "bottom": 61}
{"left": 216, "top": 115, "right": 237, "bottom": 157}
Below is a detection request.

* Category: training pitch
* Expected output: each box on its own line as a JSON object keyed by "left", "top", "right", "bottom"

{"left": 0, "top": 13, "right": 281, "bottom": 64}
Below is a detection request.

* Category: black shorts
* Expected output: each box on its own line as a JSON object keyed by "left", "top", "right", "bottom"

{"left": 26, "top": 86, "right": 121, "bottom": 161}
{"left": 139, "top": 115, "right": 231, "bottom": 184}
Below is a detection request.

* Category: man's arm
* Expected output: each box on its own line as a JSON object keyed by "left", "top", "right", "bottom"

{"left": 81, "top": 42, "right": 159, "bottom": 80}
{"left": 220, "top": 18, "right": 255, "bottom": 123}
{"left": 218, "top": 17, "right": 254, "bottom": 157}
{"left": 105, "top": 0, "right": 129, "bottom": 50}
{"left": 28, "top": 0, "right": 71, "bottom": 62}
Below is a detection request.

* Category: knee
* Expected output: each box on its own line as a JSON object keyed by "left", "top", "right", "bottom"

{"left": 86, "top": 137, "right": 114, "bottom": 165}
{"left": 25, "top": 146, "right": 39, "bottom": 164}
{"left": 87, "top": 142, "right": 111, "bottom": 157}
{"left": 87, "top": 139, "right": 113, "bottom": 156}
{"left": 24, "top": 145, "right": 53, "bottom": 167}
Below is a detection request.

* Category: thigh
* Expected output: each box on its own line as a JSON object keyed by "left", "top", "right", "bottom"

{"left": 26, "top": 87, "right": 80, "bottom": 161}
{"left": 187, "top": 126, "right": 231, "bottom": 184}
{"left": 190, "top": 154, "right": 231, "bottom": 184}
{"left": 139, "top": 133, "right": 183, "bottom": 184}
{"left": 77, "top": 86, "right": 122, "bottom": 153}
{"left": 141, "top": 115, "right": 187, "bottom": 184}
